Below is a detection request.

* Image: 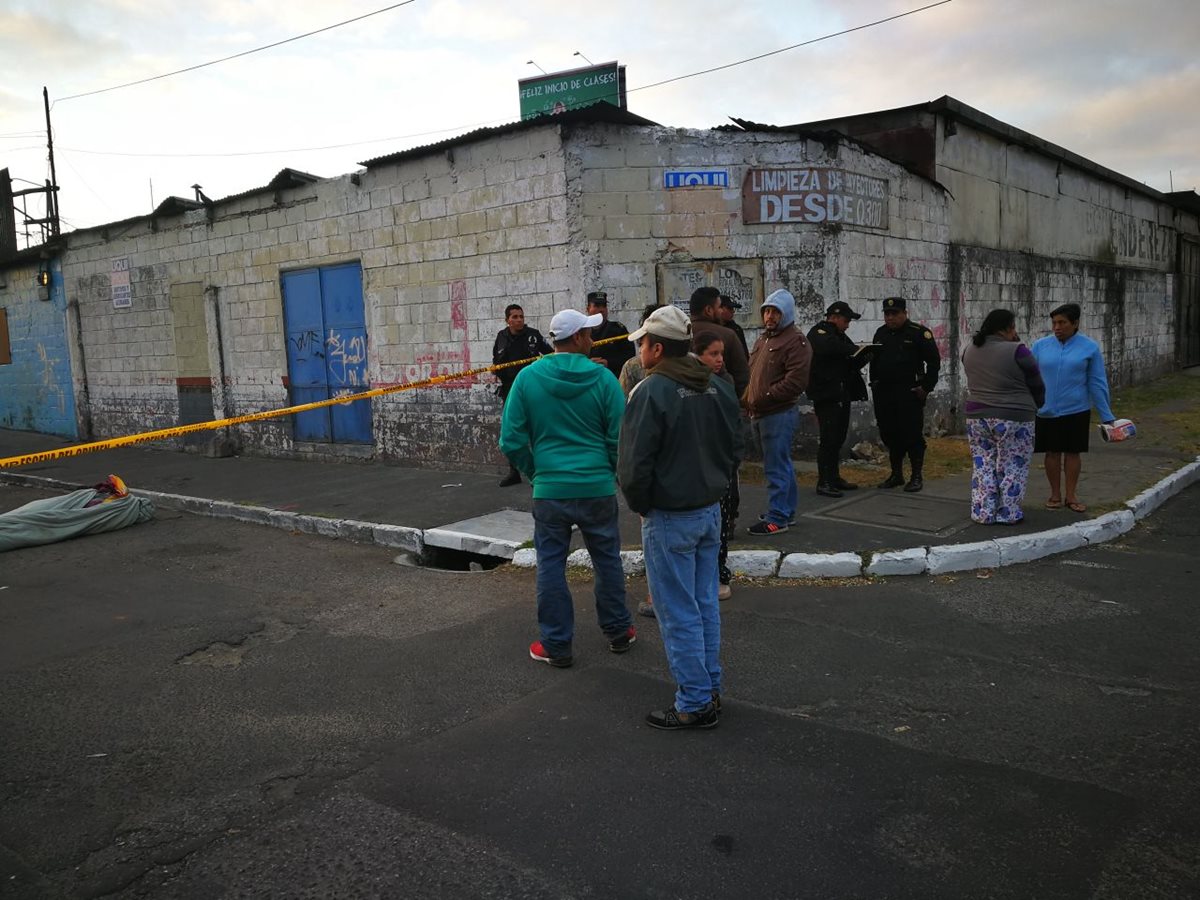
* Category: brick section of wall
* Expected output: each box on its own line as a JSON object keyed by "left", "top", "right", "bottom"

{"left": 0, "top": 260, "right": 77, "bottom": 437}
{"left": 33, "top": 118, "right": 1186, "bottom": 469}
{"left": 170, "top": 281, "right": 210, "bottom": 379}
{"left": 57, "top": 126, "right": 569, "bottom": 467}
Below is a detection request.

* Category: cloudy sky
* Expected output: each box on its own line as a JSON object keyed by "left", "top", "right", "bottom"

{"left": 2, "top": 0, "right": 1197, "bottom": 244}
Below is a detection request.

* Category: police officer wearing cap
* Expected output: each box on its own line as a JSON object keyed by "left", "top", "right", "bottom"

{"left": 586, "top": 291, "right": 635, "bottom": 378}
{"left": 869, "top": 297, "right": 941, "bottom": 492}
{"left": 806, "top": 301, "right": 870, "bottom": 497}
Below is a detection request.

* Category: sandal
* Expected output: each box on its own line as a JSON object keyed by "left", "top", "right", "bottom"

{"left": 1045, "top": 499, "right": 1063, "bottom": 509}
{"left": 1066, "top": 500, "right": 1087, "bottom": 513}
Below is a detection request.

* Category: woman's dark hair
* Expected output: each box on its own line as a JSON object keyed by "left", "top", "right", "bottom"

{"left": 1050, "top": 303, "right": 1081, "bottom": 324}
{"left": 972, "top": 308, "right": 1016, "bottom": 347}
{"left": 692, "top": 331, "right": 724, "bottom": 355}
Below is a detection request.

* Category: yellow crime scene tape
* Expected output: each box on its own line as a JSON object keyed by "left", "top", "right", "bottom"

{"left": 0, "top": 334, "right": 633, "bottom": 470}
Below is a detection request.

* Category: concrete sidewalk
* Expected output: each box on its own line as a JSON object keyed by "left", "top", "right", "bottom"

{"left": 1, "top": 411, "right": 1197, "bottom": 576}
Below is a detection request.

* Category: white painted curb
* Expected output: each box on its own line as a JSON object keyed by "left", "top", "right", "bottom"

{"left": 778, "top": 552, "right": 863, "bottom": 578}
{"left": 865, "top": 547, "right": 927, "bottom": 577}
{"left": 727, "top": 550, "right": 782, "bottom": 577}
{"left": 1125, "top": 458, "right": 1200, "bottom": 520}
{"left": 5, "top": 453, "right": 1198, "bottom": 577}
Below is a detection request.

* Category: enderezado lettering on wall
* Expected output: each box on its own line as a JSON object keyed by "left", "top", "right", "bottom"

{"left": 742, "top": 167, "right": 889, "bottom": 228}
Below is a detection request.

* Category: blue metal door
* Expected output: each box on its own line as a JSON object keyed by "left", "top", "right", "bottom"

{"left": 281, "top": 264, "right": 372, "bottom": 443}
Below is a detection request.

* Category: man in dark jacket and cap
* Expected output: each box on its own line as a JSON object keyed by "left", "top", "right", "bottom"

{"left": 619, "top": 305, "right": 742, "bottom": 731}
{"left": 806, "top": 301, "right": 871, "bottom": 497}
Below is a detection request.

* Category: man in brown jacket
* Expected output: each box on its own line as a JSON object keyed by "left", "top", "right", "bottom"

{"left": 689, "top": 287, "right": 749, "bottom": 399}
{"left": 743, "top": 289, "right": 813, "bottom": 535}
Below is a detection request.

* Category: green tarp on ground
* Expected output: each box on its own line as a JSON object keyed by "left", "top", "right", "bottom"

{"left": 0, "top": 489, "right": 155, "bottom": 552}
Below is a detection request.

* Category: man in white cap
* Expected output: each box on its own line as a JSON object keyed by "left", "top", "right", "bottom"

{"left": 500, "top": 308, "right": 635, "bottom": 669}
{"left": 618, "top": 306, "right": 742, "bottom": 730}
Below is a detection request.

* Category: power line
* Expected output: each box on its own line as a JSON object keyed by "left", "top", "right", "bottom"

{"left": 55, "top": 118, "right": 498, "bottom": 159}
{"left": 56, "top": 0, "right": 421, "bottom": 103}
{"left": 51, "top": 1, "right": 950, "bottom": 159}
{"left": 630, "top": 0, "right": 954, "bottom": 93}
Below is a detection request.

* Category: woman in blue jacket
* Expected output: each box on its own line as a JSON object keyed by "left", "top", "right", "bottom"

{"left": 1030, "top": 303, "right": 1115, "bottom": 513}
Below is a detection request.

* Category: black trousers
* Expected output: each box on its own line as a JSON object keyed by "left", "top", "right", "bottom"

{"left": 813, "top": 400, "right": 851, "bottom": 484}
{"left": 873, "top": 385, "right": 926, "bottom": 471}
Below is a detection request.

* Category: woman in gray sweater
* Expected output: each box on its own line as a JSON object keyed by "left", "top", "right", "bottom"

{"left": 961, "top": 309, "right": 1046, "bottom": 525}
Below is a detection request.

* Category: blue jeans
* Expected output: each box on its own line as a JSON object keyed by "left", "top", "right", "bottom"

{"left": 642, "top": 505, "right": 722, "bottom": 712}
{"left": 753, "top": 406, "right": 799, "bottom": 525}
{"left": 533, "top": 496, "right": 631, "bottom": 657}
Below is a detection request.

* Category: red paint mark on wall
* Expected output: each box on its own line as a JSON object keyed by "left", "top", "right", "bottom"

{"left": 407, "top": 280, "right": 474, "bottom": 389}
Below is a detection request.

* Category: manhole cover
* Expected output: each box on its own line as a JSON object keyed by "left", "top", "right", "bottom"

{"left": 810, "top": 492, "right": 971, "bottom": 536}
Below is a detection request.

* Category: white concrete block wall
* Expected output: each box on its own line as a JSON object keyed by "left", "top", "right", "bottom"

{"left": 568, "top": 126, "right": 949, "bottom": 348}
{"left": 43, "top": 114, "right": 1191, "bottom": 468}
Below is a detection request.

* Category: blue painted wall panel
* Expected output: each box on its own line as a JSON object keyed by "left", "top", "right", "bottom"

{"left": 0, "top": 259, "right": 78, "bottom": 438}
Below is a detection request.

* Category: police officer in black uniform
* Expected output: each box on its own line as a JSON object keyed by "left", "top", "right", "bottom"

{"left": 869, "top": 296, "right": 941, "bottom": 492}
{"left": 585, "top": 291, "right": 635, "bottom": 378}
{"left": 493, "top": 303, "right": 552, "bottom": 486}
{"left": 806, "top": 301, "right": 870, "bottom": 498}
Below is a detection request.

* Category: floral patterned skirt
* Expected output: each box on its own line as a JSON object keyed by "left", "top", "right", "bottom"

{"left": 967, "top": 417, "right": 1035, "bottom": 525}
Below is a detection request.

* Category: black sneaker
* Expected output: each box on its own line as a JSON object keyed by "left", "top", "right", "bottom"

{"left": 759, "top": 513, "right": 797, "bottom": 526}
{"left": 833, "top": 477, "right": 859, "bottom": 491}
{"left": 608, "top": 626, "right": 637, "bottom": 653}
{"left": 877, "top": 473, "right": 905, "bottom": 489}
{"left": 903, "top": 475, "right": 924, "bottom": 493}
{"left": 747, "top": 520, "right": 788, "bottom": 536}
{"left": 645, "top": 703, "right": 719, "bottom": 730}
{"left": 529, "top": 640, "right": 572, "bottom": 668}
{"left": 815, "top": 483, "right": 843, "bottom": 498}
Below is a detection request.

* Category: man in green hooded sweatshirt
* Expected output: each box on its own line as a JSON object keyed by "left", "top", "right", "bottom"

{"left": 500, "top": 308, "right": 636, "bottom": 669}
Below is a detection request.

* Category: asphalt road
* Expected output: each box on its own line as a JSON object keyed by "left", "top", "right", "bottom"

{"left": 1, "top": 482, "right": 1197, "bottom": 899}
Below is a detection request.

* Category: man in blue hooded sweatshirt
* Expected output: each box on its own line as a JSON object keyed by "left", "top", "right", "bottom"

{"left": 742, "top": 289, "right": 813, "bottom": 535}
{"left": 500, "top": 308, "right": 635, "bottom": 668}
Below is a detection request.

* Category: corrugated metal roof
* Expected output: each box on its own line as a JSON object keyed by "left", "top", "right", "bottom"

{"left": 793, "top": 95, "right": 1167, "bottom": 201}
{"left": 215, "top": 167, "right": 322, "bottom": 205}
{"left": 724, "top": 117, "right": 944, "bottom": 189}
{"left": 359, "top": 101, "right": 658, "bottom": 168}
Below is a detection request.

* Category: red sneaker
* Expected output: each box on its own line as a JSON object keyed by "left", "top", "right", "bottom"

{"left": 529, "top": 641, "right": 572, "bottom": 668}
{"left": 608, "top": 626, "right": 637, "bottom": 654}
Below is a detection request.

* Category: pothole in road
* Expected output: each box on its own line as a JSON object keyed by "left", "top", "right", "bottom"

{"left": 177, "top": 619, "right": 300, "bottom": 668}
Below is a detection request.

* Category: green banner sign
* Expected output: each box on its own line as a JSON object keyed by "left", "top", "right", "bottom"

{"left": 518, "top": 62, "right": 624, "bottom": 120}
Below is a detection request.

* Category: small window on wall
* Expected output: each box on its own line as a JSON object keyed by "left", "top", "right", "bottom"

{"left": 0, "top": 308, "right": 11, "bottom": 365}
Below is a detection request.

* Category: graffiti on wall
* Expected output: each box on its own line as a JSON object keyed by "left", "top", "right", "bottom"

{"left": 37, "top": 342, "right": 66, "bottom": 414}
{"left": 406, "top": 279, "right": 474, "bottom": 388}
{"left": 658, "top": 259, "right": 764, "bottom": 311}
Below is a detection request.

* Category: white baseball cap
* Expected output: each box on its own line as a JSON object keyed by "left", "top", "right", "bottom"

{"left": 628, "top": 305, "right": 692, "bottom": 343}
{"left": 548, "top": 309, "right": 603, "bottom": 341}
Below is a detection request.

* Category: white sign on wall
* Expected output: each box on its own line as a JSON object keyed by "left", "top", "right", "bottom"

{"left": 111, "top": 257, "right": 131, "bottom": 309}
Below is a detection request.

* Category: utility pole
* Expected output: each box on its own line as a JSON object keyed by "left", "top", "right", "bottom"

{"left": 43, "top": 86, "right": 60, "bottom": 237}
